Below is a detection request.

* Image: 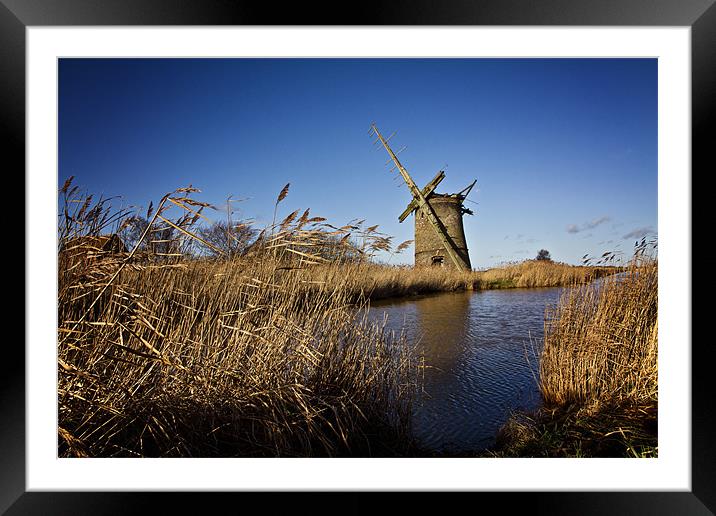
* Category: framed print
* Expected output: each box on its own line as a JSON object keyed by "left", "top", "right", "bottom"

{"left": 6, "top": 0, "right": 712, "bottom": 513}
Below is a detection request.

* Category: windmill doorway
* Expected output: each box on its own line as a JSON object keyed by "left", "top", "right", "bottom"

{"left": 431, "top": 256, "right": 445, "bottom": 267}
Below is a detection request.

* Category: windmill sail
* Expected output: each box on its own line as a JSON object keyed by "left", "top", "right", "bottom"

{"left": 371, "top": 124, "right": 473, "bottom": 270}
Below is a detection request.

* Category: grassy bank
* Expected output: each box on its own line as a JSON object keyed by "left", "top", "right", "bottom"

{"left": 489, "top": 244, "right": 658, "bottom": 457}
{"left": 60, "top": 259, "right": 422, "bottom": 458}
{"left": 300, "top": 262, "right": 478, "bottom": 301}
{"left": 299, "top": 260, "right": 621, "bottom": 303}
{"left": 477, "top": 260, "right": 619, "bottom": 290}
{"left": 58, "top": 185, "right": 420, "bottom": 457}
{"left": 57, "top": 181, "right": 630, "bottom": 458}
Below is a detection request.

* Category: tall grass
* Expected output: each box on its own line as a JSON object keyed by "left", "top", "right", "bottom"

{"left": 540, "top": 251, "right": 657, "bottom": 405}
{"left": 492, "top": 241, "right": 658, "bottom": 457}
{"left": 478, "top": 260, "right": 619, "bottom": 289}
{"left": 303, "top": 261, "right": 618, "bottom": 302}
{"left": 57, "top": 179, "right": 630, "bottom": 458}
{"left": 58, "top": 182, "right": 417, "bottom": 457}
{"left": 298, "top": 262, "right": 478, "bottom": 301}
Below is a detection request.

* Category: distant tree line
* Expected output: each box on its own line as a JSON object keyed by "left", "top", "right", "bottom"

{"left": 119, "top": 216, "right": 260, "bottom": 259}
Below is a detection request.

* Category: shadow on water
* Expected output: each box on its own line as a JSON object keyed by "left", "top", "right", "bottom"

{"left": 370, "top": 287, "right": 563, "bottom": 454}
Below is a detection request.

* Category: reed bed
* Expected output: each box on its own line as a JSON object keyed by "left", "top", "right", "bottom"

{"left": 58, "top": 182, "right": 417, "bottom": 457}
{"left": 540, "top": 256, "right": 657, "bottom": 406}
{"left": 301, "top": 261, "right": 616, "bottom": 303}
{"left": 478, "top": 260, "right": 618, "bottom": 289}
{"left": 296, "top": 262, "right": 478, "bottom": 301}
{"left": 57, "top": 178, "right": 627, "bottom": 458}
{"left": 492, "top": 242, "right": 658, "bottom": 457}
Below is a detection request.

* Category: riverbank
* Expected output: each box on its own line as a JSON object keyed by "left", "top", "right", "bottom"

{"left": 58, "top": 252, "right": 421, "bottom": 457}
{"left": 57, "top": 182, "right": 637, "bottom": 458}
{"left": 476, "top": 260, "right": 620, "bottom": 290}
{"left": 60, "top": 241, "right": 613, "bottom": 456}
{"left": 489, "top": 399, "right": 657, "bottom": 457}
{"left": 58, "top": 186, "right": 425, "bottom": 458}
{"left": 298, "top": 259, "right": 621, "bottom": 303}
{"left": 487, "top": 250, "right": 658, "bottom": 458}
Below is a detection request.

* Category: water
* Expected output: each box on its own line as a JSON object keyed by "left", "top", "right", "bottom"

{"left": 370, "top": 287, "right": 563, "bottom": 454}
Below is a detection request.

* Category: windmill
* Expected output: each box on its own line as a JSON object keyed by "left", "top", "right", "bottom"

{"left": 369, "top": 124, "right": 476, "bottom": 270}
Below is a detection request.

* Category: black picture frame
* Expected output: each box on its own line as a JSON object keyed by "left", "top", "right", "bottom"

{"left": 6, "top": 1, "right": 710, "bottom": 514}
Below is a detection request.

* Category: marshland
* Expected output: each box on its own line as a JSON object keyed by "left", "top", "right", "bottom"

{"left": 56, "top": 58, "right": 659, "bottom": 460}
{"left": 57, "top": 179, "right": 656, "bottom": 458}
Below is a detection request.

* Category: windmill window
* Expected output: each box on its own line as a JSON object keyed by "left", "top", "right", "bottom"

{"left": 431, "top": 256, "right": 445, "bottom": 266}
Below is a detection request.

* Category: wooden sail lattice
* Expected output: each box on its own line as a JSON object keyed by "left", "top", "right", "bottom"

{"left": 370, "top": 124, "right": 474, "bottom": 271}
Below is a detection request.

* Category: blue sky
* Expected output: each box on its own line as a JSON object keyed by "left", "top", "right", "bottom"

{"left": 59, "top": 58, "right": 657, "bottom": 268}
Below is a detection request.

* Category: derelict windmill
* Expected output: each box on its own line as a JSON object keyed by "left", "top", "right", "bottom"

{"left": 369, "top": 124, "right": 476, "bottom": 271}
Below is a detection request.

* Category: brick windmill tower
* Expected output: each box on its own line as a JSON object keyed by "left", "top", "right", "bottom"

{"left": 370, "top": 124, "right": 476, "bottom": 270}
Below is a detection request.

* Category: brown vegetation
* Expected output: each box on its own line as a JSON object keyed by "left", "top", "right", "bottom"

{"left": 307, "top": 260, "right": 619, "bottom": 303}
{"left": 478, "top": 259, "right": 619, "bottom": 290}
{"left": 491, "top": 243, "right": 658, "bottom": 457}
{"left": 57, "top": 178, "right": 633, "bottom": 458}
{"left": 58, "top": 182, "right": 417, "bottom": 457}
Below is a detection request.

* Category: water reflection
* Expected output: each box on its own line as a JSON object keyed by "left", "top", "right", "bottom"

{"left": 415, "top": 291, "right": 472, "bottom": 376}
{"left": 370, "top": 287, "right": 562, "bottom": 454}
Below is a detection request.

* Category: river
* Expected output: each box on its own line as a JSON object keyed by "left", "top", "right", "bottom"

{"left": 369, "top": 287, "right": 563, "bottom": 454}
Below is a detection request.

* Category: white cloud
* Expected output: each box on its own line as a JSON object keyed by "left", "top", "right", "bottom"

{"left": 622, "top": 227, "right": 655, "bottom": 240}
{"left": 567, "top": 215, "right": 611, "bottom": 234}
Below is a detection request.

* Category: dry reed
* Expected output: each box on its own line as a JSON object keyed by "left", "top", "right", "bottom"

{"left": 57, "top": 178, "right": 630, "bottom": 458}
{"left": 305, "top": 261, "right": 618, "bottom": 303}
{"left": 540, "top": 256, "right": 657, "bottom": 406}
{"left": 58, "top": 182, "right": 417, "bottom": 457}
{"left": 492, "top": 241, "right": 658, "bottom": 457}
{"left": 478, "top": 260, "right": 618, "bottom": 289}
